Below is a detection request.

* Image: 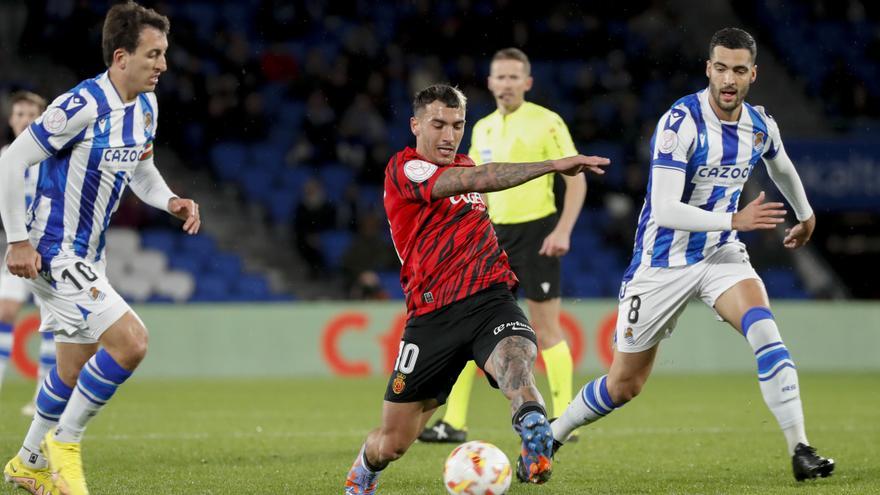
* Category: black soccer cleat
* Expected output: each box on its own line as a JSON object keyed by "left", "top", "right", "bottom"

{"left": 792, "top": 443, "right": 835, "bottom": 481}
{"left": 417, "top": 420, "right": 466, "bottom": 444}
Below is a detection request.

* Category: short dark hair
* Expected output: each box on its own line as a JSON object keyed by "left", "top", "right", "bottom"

{"left": 709, "top": 28, "right": 757, "bottom": 61}
{"left": 9, "top": 91, "right": 47, "bottom": 113}
{"left": 412, "top": 84, "right": 467, "bottom": 116}
{"left": 102, "top": 1, "right": 170, "bottom": 67}
{"left": 492, "top": 47, "right": 531, "bottom": 75}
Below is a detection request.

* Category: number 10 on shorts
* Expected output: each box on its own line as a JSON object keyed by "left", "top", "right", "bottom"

{"left": 394, "top": 342, "right": 420, "bottom": 374}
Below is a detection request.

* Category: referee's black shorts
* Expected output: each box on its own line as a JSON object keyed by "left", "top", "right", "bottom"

{"left": 493, "top": 213, "right": 561, "bottom": 301}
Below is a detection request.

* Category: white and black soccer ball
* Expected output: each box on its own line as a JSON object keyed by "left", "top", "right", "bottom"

{"left": 443, "top": 440, "right": 512, "bottom": 495}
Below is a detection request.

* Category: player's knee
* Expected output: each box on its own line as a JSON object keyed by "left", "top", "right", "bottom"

{"left": 607, "top": 376, "right": 645, "bottom": 404}
{"left": 376, "top": 435, "right": 411, "bottom": 463}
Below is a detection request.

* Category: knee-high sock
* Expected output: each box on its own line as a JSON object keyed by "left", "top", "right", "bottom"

{"left": 55, "top": 349, "right": 132, "bottom": 443}
{"left": 33, "top": 332, "right": 56, "bottom": 400}
{"left": 551, "top": 374, "right": 619, "bottom": 442}
{"left": 19, "top": 367, "right": 72, "bottom": 468}
{"left": 742, "top": 306, "right": 808, "bottom": 454}
{"left": 0, "top": 321, "right": 12, "bottom": 385}
{"left": 541, "top": 340, "right": 574, "bottom": 417}
{"left": 442, "top": 361, "right": 477, "bottom": 430}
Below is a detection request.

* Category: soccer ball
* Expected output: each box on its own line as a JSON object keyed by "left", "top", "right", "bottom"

{"left": 443, "top": 440, "right": 512, "bottom": 495}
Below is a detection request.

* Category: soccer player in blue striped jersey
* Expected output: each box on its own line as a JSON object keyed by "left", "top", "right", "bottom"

{"left": 0, "top": 3, "right": 200, "bottom": 494}
{"left": 546, "top": 28, "right": 834, "bottom": 483}
{"left": 0, "top": 91, "right": 57, "bottom": 419}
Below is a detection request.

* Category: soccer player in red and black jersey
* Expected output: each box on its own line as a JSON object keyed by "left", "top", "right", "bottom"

{"left": 344, "top": 84, "right": 609, "bottom": 493}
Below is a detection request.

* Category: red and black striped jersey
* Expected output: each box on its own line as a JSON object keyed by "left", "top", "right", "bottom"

{"left": 384, "top": 147, "right": 517, "bottom": 318}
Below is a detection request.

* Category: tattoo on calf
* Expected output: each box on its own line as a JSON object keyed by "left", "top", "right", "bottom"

{"left": 490, "top": 335, "right": 539, "bottom": 412}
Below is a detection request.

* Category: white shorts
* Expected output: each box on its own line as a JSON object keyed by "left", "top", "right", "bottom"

{"left": 0, "top": 263, "right": 32, "bottom": 302}
{"left": 616, "top": 242, "right": 761, "bottom": 353}
{"left": 27, "top": 256, "right": 131, "bottom": 344}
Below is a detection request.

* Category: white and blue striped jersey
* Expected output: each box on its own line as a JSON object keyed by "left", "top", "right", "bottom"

{"left": 0, "top": 144, "right": 39, "bottom": 210}
{"left": 623, "top": 88, "right": 783, "bottom": 280}
{"left": 26, "top": 71, "right": 157, "bottom": 267}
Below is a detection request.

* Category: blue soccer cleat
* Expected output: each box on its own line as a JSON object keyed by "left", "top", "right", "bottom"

{"left": 513, "top": 411, "right": 554, "bottom": 484}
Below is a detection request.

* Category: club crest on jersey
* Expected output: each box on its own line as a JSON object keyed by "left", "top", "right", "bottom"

{"left": 403, "top": 159, "right": 438, "bottom": 183}
{"left": 658, "top": 129, "right": 678, "bottom": 154}
{"left": 753, "top": 131, "right": 765, "bottom": 153}
{"left": 42, "top": 107, "right": 68, "bottom": 134}
{"left": 392, "top": 373, "right": 406, "bottom": 394}
{"left": 144, "top": 111, "right": 153, "bottom": 133}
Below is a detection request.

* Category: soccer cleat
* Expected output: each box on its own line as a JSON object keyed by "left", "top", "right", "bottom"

{"left": 513, "top": 412, "right": 554, "bottom": 484}
{"left": 792, "top": 443, "right": 835, "bottom": 481}
{"left": 418, "top": 420, "right": 467, "bottom": 444}
{"left": 344, "top": 445, "right": 379, "bottom": 495}
{"left": 42, "top": 430, "right": 88, "bottom": 495}
{"left": 4, "top": 455, "right": 60, "bottom": 495}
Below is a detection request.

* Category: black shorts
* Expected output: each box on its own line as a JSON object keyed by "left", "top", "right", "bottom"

{"left": 493, "top": 213, "right": 561, "bottom": 301}
{"left": 384, "top": 284, "right": 537, "bottom": 405}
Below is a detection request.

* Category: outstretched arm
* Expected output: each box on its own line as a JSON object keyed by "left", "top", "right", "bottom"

{"left": 431, "top": 155, "right": 608, "bottom": 199}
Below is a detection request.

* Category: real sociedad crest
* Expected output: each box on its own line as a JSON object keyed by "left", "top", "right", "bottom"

{"left": 753, "top": 131, "right": 765, "bottom": 153}
{"left": 144, "top": 111, "right": 154, "bottom": 133}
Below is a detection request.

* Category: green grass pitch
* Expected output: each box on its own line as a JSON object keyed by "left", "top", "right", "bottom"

{"left": 1, "top": 373, "right": 877, "bottom": 494}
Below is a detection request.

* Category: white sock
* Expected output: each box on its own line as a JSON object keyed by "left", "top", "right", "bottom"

{"left": 551, "top": 375, "right": 618, "bottom": 442}
{"left": 743, "top": 307, "right": 808, "bottom": 455}
{"left": 19, "top": 416, "right": 56, "bottom": 469}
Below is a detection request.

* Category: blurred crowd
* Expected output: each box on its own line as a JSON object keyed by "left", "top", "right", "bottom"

{"left": 1, "top": 0, "right": 878, "bottom": 298}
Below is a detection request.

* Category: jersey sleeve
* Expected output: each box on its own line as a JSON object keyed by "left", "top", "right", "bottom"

{"left": 757, "top": 106, "right": 783, "bottom": 159}
{"left": 386, "top": 155, "right": 445, "bottom": 204}
{"left": 27, "top": 91, "right": 96, "bottom": 156}
{"left": 651, "top": 105, "right": 697, "bottom": 172}
{"left": 544, "top": 112, "right": 578, "bottom": 159}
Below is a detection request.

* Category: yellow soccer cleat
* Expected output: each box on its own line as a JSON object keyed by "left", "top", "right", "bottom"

{"left": 41, "top": 430, "right": 88, "bottom": 495}
{"left": 4, "top": 455, "right": 60, "bottom": 495}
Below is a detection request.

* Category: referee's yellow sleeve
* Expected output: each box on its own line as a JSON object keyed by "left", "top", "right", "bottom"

{"left": 468, "top": 124, "right": 483, "bottom": 165}
{"left": 544, "top": 114, "right": 578, "bottom": 160}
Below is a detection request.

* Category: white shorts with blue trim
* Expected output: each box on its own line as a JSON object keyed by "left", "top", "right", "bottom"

{"left": 27, "top": 256, "right": 131, "bottom": 344}
{"left": 616, "top": 242, "right": 761, "bottom": 353}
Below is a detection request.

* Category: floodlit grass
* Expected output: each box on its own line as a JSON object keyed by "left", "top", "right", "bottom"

{"left": 1, "top": 373, "right": 877, "bottom": 494}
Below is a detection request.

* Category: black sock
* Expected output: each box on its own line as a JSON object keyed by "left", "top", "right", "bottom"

{"left": 362, "top": 448, "right": 384, "bottom": 473}
{"left": 512, "top": 401, "right": 547, "bottom": 427}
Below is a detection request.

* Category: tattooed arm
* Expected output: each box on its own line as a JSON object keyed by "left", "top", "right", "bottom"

{"left": 431, "top": 154, "right": 610, "bottom": 199}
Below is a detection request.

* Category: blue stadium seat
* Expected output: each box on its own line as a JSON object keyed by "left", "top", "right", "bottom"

{"left": 250, "top": 142, "right": 287, "bottom": 173}
{"left": 191, "top": 274, "right": 232, "bottom": 302}
{"left": 318, "top": 164, "right": 355, "bottom": 201}
{"left": 378, "top": 271, "right": 404, "bottom": 300}
{"left": 206, "top": 253, "right": 243, "bottom": 280}
{"left": 240, "top": 170, "right": 275, "bottom": 201}
{"left": 179, "top": 235, "right": 216, "bottom": 257}
{"left": 265, "top": 189, "right": 300, "bottom": 224}
{"left": 211, "top": 142, "right": 248, "bottom": 182}
{"left": 322, "top": 230, "right": 353, "bottom": 269}
{"left": 235, "top": 274, "right": 272, "bottom": 301}
{"left": 167, "top": 254, "right": 204, "bottom": 275}
{"left": 139, "top": 228, "right": 176, "bottom": 255}
{"left": 279, "top": 167, "right": 314, "bottom": 192}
